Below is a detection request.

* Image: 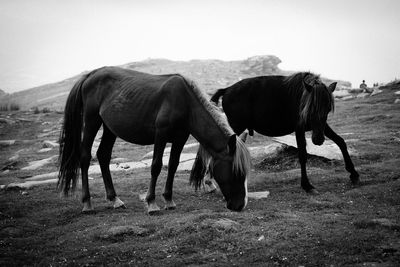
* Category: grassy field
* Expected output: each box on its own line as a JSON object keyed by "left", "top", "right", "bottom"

{"left": 0, "top": 87, "right": 399, "bottom": 266}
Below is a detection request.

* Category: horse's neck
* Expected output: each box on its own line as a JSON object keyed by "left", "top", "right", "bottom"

{"left": 188, "top": 97, "right": 232, "bottom": 156}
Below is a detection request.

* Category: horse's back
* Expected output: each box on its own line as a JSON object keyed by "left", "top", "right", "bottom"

{"left": 83, "top": 67, "right": 189, "bottom": 144}
{"left": 222, "top": 75, "right": 297, "bottom": 136}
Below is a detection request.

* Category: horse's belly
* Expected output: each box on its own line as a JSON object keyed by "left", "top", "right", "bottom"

{"left": 107, "top": 119, "right": 156, "bottom": 145}
{"left": 100, "top": 107, "right": 157, "bottom": 145}
{"left": 253, "top": 117, "right": 295, "bottom": 137}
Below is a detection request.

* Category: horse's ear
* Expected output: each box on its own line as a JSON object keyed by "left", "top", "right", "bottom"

{"left": 328, "top": 82, "right": 337, "bottom": 93}
{"left": 228, "top": 135, "right": 237, "bottom": 155}
{"left": 239, "top": 131, "right": 248, "bottom": 142}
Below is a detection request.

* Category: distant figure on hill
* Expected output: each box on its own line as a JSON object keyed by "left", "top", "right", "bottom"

{"left": 360, "top": 80, "right": 367, "bottom": 89}
{"left": 360, "top": 80, "right": 373, "bottom": 93}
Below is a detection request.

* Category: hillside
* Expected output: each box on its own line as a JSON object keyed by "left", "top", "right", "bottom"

{"left": 0, "top": 76, "right": 399, "bottom": 266}
{"left": 0, "top": 55, "right": 351, "bottom": 110}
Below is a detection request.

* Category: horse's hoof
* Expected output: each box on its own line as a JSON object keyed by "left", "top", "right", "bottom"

{"left": 147, "top": 202, "right": 161, "bottom": 215}
{"left": 113, "top": 197, "right": 126, "bottom": 209}
{"left": 164, "top": 200, "right": 177, "bottom": 210}
{"left": 350, "top": 173, "right": 360, "bottom": 185}
{"left": 82, "top": 204, "right": 94, "bottom": 213}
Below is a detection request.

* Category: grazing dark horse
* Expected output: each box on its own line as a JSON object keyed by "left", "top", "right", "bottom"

{"left": 210, "top": 72, "right": 359, "bottom": 193}
{"left": 58, "top": 67, "right": 251, "bottom": 213}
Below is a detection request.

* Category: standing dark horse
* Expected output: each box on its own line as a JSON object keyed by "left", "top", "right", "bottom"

{"left": 58, "top": 67, "right": 251, "bottom": 213}
{"left": 210, "top": 72, "right": 359, "bottom": 193}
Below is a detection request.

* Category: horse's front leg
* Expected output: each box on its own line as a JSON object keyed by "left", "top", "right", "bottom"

{"left": 324, "top": 124, "right": 360, "bottom": 184}
{"left": 163, "top": 133, "right": 189, "bottom": 210}
{"left": 145, "top": 132, "right": 167, "bottom": 215}
{"left": 295, "top": 130, "right": 316, "bottom": 193}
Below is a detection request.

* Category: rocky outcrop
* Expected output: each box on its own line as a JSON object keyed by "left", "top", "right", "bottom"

{"left": 241, "top": 55, "right": 282, "bottom": 76}
{"left": 4, "top": 56, "right": 351, "bottom": 110}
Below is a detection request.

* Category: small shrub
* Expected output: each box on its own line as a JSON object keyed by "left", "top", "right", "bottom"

{"left": 0, "top": 102, "right": 20, "bottom": 111}
{"left": 32, "top": 106, "right": 52, "bottom": 114}
{"left": 42, "top": 107, "right": 51, "bottom": 113}
{"left": 10, "top": 103, "right": 20, "bottom": 111}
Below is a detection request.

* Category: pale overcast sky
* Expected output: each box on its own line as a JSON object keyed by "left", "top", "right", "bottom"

{"left": 0, "top": 0, "right": 399, "bottom": 92}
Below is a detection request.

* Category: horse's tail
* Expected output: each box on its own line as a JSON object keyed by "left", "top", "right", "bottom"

{"left": 190, "top": 145, "right": 212, "bottom": 190}
{"left": 210, "top": 88, "right": 226, "bottom": 104}
{"left": 57, "top": 74, "right": 89, "bottom": 196}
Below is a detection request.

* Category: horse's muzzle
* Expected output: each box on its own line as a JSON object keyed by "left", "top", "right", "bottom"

{"left": 312, "top": 136, "right": 325, "bottom": 146}
{"left": 227, "top": 200, "right": 245, "bottom": 212}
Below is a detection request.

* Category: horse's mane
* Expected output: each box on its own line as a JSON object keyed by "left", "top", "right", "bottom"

{"left": 180, "top": 76, "right": 234, "bottom": 137}
{"left": 284, "top": 72, "right": 335, "bottom": 126}
{"left": 190, "top": 138, "right": 251, "bottom": 190}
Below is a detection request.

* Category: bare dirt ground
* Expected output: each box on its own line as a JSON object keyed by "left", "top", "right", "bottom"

{"left": 1, "top": 88, "right": 400, "bottom": 266}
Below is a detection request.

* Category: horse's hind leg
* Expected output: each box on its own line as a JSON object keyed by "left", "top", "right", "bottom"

{"left": 97, "top": 124, "right": 126, "bottom": 209}
{"left": 324, "top": 124, "right": 359, "bottom": 184}
{"left": 81, "top": 114, "right": 102, "bottom": 212}
{"left": 163, "top": 132, "right": 189, "bottom": 210}
{"left": 145, "top": 130, "right": 167, "bottom": 214}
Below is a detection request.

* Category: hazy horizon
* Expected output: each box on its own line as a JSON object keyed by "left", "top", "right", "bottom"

{"left": 1, "top": 0, "right": 399, "bottom": 93}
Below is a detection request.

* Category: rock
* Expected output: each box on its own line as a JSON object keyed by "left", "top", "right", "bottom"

{"left": 395, "top": 91, "right": 400, "bottom": 95}
{"left": 248, "top": 191, "right": 270, "bottom": 199}
{"left": 395, "top": 99, "right": 400, "bottom": 104}
{"left": 177, "top": 159, "right": 195, "bottom": 171}
{"left": 370, "top": 88, "right": 383, "bottom": 96}
{"left": 8, "top": 154, "right": 19, "bottom": 161}
{"left": 101, "top": 225, "right": 149, "bottom": 239}
{"left": 202, "top": 218, "right": 240, "bottom": 231}
{"left": 0, "top": 140, "right": 16, "bottom": 146}
{"left": 241, "top": 55, "right": 281, "bottom": 75}
{"left": 22, "top": 155, "right": 57, "bottom": 170}
{"left": 38, "top": 148, "right": 53, "bottom": 153}
{"left": 6, "top": 179, "right": 58, "bottom": 190}
{"left": 111, "top": 158, "right": 129, "bottom": 163}
{"left": 272, "top": 135, "right": 351, "bottom": 160}
{"left": 342, "top": 95, "right": 355, "bottom": 100}
{"left": 333, "top": 90, "right": 351, "bottom": 99}
{"left": 42, "top": 140, "right": 59, "bottom": 148}
{"left": 21, "top": 191, "right": 29, "bottom": 195}
{"left": 357, "top": 93, "right": 370, "bottom": 98}
{"left": 257, "top": 235, "right": 265, "bottom": 241}
{"left": 248, "top": 143, "right": 283, "bottom": 158}
{"left": 25, "top": 171, "right": 58, "bottom": 181}
{"left": 6, "top": 152, "right": 198, "bottom": 189}
{"left": 0, "top": 118, "right": 15, "bottom": 124}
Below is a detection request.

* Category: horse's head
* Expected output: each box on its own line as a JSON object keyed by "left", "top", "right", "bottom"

{"left": 300, "top": 76, "right": 336, "bottom": 146}
{"left": 212, "top": 135, "right": 250, "bottom": 211}
{"left": 190, "top": 135, "right": 251, "bottom": 212}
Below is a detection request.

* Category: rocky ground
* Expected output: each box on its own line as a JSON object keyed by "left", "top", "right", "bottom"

{"left": 0, "top": 85, "right": 399, "bottom": 266}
